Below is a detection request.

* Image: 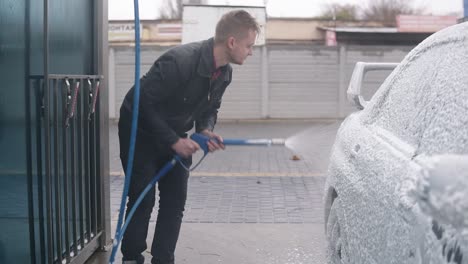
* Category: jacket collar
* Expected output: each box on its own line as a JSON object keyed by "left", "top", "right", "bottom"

{"left": 197, "top": 38, "right": 230, "bottom": 81}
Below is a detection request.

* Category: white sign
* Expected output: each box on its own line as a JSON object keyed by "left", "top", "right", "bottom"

{"left": 109, "top": 23, "right": 143, "bottom": 42}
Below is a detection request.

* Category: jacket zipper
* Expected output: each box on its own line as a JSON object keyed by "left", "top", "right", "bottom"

{"left": 208, "top": 78, "right": 212, "bottom": 102}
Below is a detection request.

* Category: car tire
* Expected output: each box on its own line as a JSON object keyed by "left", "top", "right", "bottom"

{"left": 326, "top": 198, "right": 348, "bottom": 263}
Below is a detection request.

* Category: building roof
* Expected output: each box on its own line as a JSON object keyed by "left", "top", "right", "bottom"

{"left": 183, "top": 4, "right": 265, "bottom": 9}
{"left": 319, "top": 26, "right": 398, "bottom": 33}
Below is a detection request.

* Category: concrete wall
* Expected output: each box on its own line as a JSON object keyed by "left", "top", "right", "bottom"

{"left": 109, "top": 44, "right": 413, "bottom": 120}
{"left": 266, "top": 19, "right": 326, "bottom": 43}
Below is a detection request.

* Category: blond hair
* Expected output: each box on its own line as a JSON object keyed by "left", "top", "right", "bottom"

{"left": 214, "top": 10, "right": 260, "bottom": 44}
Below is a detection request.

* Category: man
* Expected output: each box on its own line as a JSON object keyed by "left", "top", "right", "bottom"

{"left": 118, "top": 10, "right": 260, "bottom": 264}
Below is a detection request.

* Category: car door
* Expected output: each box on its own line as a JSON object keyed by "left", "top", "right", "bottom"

{"left": 334, "top": 25, "right": 467, "bottom": 264}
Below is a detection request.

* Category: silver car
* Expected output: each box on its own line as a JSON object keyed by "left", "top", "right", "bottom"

{"left": 324, "top": 22, "right": 468, "bottom": 264}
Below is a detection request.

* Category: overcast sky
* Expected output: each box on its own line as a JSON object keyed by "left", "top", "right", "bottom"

{"left": 108, "top": 0, "right": 464, "bottom": 20}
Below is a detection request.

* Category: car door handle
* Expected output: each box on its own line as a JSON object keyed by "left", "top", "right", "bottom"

{"left": 352, "top": 144, "right": 361, "bottom": 155}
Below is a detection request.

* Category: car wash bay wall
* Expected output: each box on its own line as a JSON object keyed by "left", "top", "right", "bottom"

{"left": 0, "top": 0, "right": 110, "bottom": 263}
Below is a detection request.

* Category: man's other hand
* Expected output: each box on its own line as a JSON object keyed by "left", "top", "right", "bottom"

{"left": 171, "top": 138, "right": 200, "bottom": 158}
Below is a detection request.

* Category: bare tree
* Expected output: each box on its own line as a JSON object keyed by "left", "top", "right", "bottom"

{"left": 361, "top": 0, "right": 426, "bottom": 26}
{"left": 159, "top": 0, "right": 183, "bottom": 19}
{"left": 320, "top": 3, "right": 359, "bottom": 21}
{"left": 159, "top": 0, "right": 206, "bottom": 19}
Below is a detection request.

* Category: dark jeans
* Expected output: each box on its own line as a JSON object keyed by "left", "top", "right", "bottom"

{"left": 118, "top": 119, "right": 191, "bottom": 264}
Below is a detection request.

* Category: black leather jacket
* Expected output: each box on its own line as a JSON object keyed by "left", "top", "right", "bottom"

{"left": 120, "top": 38, "right": 232, "bottom": 148}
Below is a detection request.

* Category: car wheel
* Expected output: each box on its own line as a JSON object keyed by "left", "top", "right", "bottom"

{"left": 326, "top": 198, "right": 348, "bottom": 263}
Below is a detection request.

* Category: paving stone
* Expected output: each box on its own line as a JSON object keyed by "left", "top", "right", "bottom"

{"left": 111, "top": 175, "right": 325, "bottom": 224}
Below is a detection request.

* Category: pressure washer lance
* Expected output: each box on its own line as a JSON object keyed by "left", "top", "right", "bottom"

{"left": 109, "top": 133, "right": 285, "bottom": 263}
{"left": 179, "top": 133, "right": 286, "bottom": 172}
{"left": 191, "top": 133, "right": 286, "bottom": 149}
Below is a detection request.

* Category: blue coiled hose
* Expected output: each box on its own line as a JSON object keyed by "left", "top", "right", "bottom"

{"left": 109, "top": 0, "right": 141, "bottom": 262}
{"left": 110, "top": 158, "right": 178, "bottom": 264}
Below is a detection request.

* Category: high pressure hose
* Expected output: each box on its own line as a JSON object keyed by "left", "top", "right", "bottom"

{"left": 109, "top": 0, "right": 141, "bottom": 262}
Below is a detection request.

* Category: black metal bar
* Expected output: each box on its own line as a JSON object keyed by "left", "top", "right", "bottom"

{"left": 35, "top": 80, "right": 46, "bottom": 264}
{"left": 94, "top": 93, "right": 102, "bottom": 230}
{"left": 95, "top": 97, "right": 103, "bottom": 232}
{"left": 88, "top": 80, "right": 99, "bottom": 237}
{"left": 94, "top": 83, "right": 103, "bottom": 232}
{"left": 62, "top": 80, "right": 71, "bottom": 262}
{"left": 53, "top": 79, "right": 63, "bottom": 263}
{"left": 44, "top": 0, "right": 54, "bottom": 262}
{"left": 95, "top": 90, "right": 101, "bottom": 233}
{"left": 45, "top": 80, "right": 54, "bottom": 264}
{"left": 77, "top": 78, "right": 85, "bottom": 250}
{"left": 84, "top": 78, "right": 92, "bottom": 243}
{"left": 70, "top": 82, "right": 78, "bottom": 259}
{"left": 88, "top": 80, "right": 98, "bottom": 238}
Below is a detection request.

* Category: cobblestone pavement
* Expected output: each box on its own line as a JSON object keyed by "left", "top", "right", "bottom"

{"left": 108, "top": 120, "right": 336, "bottom": 224}
{"left": 110, "top": 175, "right": 326, "bottom": 224}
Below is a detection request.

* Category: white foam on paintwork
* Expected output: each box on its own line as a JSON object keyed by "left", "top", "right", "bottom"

{"left": 413, "top": 155, "right": 468, "bottom": 231}
{"left": 325, "top": 22, "right": 468, "bottom": 263}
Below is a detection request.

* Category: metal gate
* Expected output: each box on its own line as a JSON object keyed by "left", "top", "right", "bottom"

{"left": 27, "top": 74, "right": 104, "bottom": 264}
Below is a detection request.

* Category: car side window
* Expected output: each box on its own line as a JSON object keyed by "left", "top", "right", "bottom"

{"left": 363, "top": 40, "right": 460, "bottom": 150}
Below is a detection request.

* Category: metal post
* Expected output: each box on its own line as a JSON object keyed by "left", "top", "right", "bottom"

{"left": 77, "top": 79, "right": 85, "bottom": 251}
{"left": 96, "top": 0, "right": 112, "bottom": 250}
{"left": 53, "top": 79, "right": 63, "bottom": 263}
{"left": 261, "top": 45, "right": 269, "bottom": 118}
{"left": 25, "top": 0, "right": 37, "bottom": 261}
{"left": 70, "top": 80, "right": 78, "bottom": 257}
{"left": 35, "top": 80, "right": 46, "bottom": 264}
{"left": 43, "top": 0, "right": 54, "bottom": 262}
{"left": 62, "top": 80, "right": 71, "bottom": 262}
{"left": 84, "top": 79, "right": 92, "bottom": 243}
{"left": 87, "top": 79, "right": 98, "bottom": 238}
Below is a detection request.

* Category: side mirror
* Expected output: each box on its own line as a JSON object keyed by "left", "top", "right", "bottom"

{"left": 347, "top": 62, "right": 399, "bottom": 110}
{"left": 414, "top": 154, "right": 468, "bottom": 231}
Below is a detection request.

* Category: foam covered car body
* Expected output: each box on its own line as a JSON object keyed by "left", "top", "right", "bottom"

{"left": 324, "top": 22, "right": 468, "bottom": 264}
